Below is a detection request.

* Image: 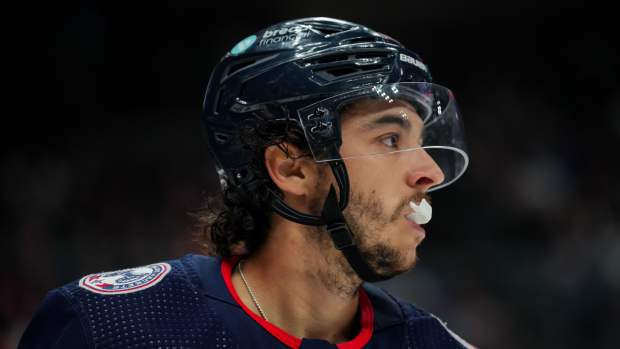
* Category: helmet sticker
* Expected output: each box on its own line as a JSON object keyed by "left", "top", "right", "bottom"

{"left": 230, "top": 35, "right": 257, "bottom": 56}
{"left": 399, "top": 53, "right": 428, "bottom": 73}
{"left": 259, "top": 25, "right": 311, "bottom": 47}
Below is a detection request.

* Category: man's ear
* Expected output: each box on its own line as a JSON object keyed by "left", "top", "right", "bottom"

{"left": 264, "top": 143, "right": 316, "bottom": 197}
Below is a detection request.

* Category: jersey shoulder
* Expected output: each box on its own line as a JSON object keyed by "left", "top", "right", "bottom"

{"left": 19, "top": 254, "right": 236, "bottom": 349}
{"left": 18, "top": 288, "right": 89, "bottom": 349}
{"left": 363, "top": 283, "right": 477, "bottom": 349}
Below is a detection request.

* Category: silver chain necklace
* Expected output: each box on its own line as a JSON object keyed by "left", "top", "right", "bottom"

{"left": 237, "top": 259, "right": 269, "bottom": 321}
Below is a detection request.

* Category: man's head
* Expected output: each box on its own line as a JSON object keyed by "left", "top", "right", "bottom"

{"left": 197, "top": 17, "right": 468, "bottom": 282}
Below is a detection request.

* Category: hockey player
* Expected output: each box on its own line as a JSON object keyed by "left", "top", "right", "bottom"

{"left": 19, "top": 17, "right": 474, "bottom": 348}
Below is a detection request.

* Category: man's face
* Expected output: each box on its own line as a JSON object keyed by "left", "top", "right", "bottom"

{"left": 337, "top": 98, "right": 445, "bottom": 278}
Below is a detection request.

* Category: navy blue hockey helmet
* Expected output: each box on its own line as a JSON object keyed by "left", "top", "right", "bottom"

{"left": 202, "top": 17, "right": 468, "bottom": 281}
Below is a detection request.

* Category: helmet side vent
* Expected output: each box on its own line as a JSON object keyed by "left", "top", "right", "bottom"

{"left": 224, "top": 58, "right": 260, "bottom": 78}
{"left": 308, "top": 23, "right": 351, "bottom": 36}
{"left": 312, "top": 26, "right": 345, "bottom": 35}
{"left": 354, "top": 52, "right": 389, "bottom": 60}
{"left": 222, "top": 54, "right": 278, "bottom": 81}
{"left": 315, "top": 63, "right": 389, "bottom": 80}
{"left": 315, "top": 53, "right": 351, "bottom": 65}
{"left": 339, "top": 37, "right": 380, "bottom": 45}
{"left": 300, "top": 51, "right": 390, "bottom": 67}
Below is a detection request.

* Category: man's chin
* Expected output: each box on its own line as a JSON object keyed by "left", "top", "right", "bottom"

{"left": 389, "top": 238, "right": 421, "bottom": 271}
{"left": 389, "top": 253, "right": 419, "bottom": 276}
{"left": 363, "top": 247, "right": 419, "bottom": 280}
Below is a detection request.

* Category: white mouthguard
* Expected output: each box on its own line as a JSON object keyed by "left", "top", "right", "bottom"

{"left": 407, "top": 198, "right": 432, "bottom": 224}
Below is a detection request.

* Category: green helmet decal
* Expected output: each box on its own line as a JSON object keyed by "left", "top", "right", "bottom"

{"left": 230, "top": 35, "right": 257, "bottom": 56}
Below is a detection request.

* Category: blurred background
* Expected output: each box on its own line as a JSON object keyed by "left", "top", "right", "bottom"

{"left": 3, "top": 1, "right": 619, "bottom": 348}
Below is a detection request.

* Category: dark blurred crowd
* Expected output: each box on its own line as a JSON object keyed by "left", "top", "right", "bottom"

{"left": 3, "top": 1, "right": 618, "bottom": 348}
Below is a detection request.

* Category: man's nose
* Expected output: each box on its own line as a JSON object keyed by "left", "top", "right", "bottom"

{"left": 405, "top": 149, "right": 446, "bottom": 191}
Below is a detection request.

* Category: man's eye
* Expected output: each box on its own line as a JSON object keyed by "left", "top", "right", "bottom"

{"left": 380, "top": 134, "right": 400, "bottom": 148}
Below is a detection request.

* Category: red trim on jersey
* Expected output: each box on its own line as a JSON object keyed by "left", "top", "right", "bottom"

{"left": 221, "top": 257, "right": 374, "bottom": 349}
{"left": 336, "top": 289, "right": 373, "bottom": 349}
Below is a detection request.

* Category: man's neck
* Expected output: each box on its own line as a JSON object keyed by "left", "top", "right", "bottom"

{"left": 230, "top": 220, "right": 362, "bottom": 343}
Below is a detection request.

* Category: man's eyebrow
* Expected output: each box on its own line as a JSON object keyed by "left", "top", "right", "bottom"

{"left": 359, "top": 114, "right": 412, "bottom": 130}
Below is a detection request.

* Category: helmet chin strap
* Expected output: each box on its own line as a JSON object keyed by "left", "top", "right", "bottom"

{"left": 271, "top": 160, "right": 388, "bottom": 282}
{"left": 320, "top": 183, "right": 389, "bottom": 282}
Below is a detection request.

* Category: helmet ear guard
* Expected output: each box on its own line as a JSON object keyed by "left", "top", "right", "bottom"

{"left": 320, "top": 182, "right": 391, "bottom": 282}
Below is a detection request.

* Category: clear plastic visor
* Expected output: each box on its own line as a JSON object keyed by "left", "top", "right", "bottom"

{"left": 298, "top": 82, "right": 469, "bottom": 191}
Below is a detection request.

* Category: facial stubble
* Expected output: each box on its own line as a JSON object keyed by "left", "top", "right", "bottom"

{"left": 304, "top": 187, "right": 427, "bottom": 298}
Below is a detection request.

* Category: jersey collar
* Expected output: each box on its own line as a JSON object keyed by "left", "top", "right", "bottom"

{"left": 186, "top": 254, "right": 407, "bottom": 346}
{"left": 220, "top": 256, "right": 374, "bottom": 349}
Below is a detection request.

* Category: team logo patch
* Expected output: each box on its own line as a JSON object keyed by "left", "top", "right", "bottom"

{"left": 79, "top": 262, "right": 171, "bottom": 295}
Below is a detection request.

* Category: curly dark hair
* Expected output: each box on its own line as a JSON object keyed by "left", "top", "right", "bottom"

{"left": 192, "top": 113, "right": 314, "bottom": 257}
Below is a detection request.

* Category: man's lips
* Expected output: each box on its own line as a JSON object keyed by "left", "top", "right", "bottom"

{"left": 405, "top": 217, "right": 427, "bottom": 239}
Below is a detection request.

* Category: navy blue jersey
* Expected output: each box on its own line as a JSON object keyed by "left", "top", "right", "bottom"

{"left": 19, "top": 254, "right": 476, "bottom": 349}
